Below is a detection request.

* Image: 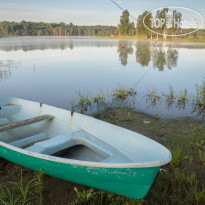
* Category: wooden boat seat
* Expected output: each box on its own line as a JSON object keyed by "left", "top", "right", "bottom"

{"left": 9, "top": 133, "right": 48, "bottom": 148}
{"left": 0, "top": 115, "right": 54, "bottom": 132}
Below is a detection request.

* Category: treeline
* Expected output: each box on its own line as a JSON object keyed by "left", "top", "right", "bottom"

{"left": 0, "top": 21, "right": 118, "bottom": 36}
{"left": 118, "top": 10, "right": 205, "bottom": 39}
{"left": 1, "top": 9, "right": 205, "bottom": 39}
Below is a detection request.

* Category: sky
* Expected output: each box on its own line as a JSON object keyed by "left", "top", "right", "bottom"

{"left": 0, "top": 0, "right": 204, "bottom": 26}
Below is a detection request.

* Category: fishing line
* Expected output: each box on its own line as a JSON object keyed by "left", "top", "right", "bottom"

{"left": 110, "top": 0, "right": 138, "bottom": 22}
{"left": 110, "top": 0, "right": 155, "bottom": 88}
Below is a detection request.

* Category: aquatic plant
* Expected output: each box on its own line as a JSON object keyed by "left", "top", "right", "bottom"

{"left": 70, "top": 101, "right": 77, "bottom": 112}
{"left": 148, "top": 88, "right": 160, "bottom": 100}
{"left": 93, "top": 89, "right": 106, "bottom": 104}
{"left": 127, "top": 112, "right": 131, "bottom": 121}
{"left": 146, "top": 88, "right": 160, "bottom": 107}
{"left": 177, "top": 88, "right": 188, "bottom": 110}
{"left": 177, "top": 89, "right": 188, "bottom": 103}
{"left": 155, "top": 113, "right": 161, "bottom": 120}
{"left": 112, "top": 84, "right": 136, "bottom": 100}
{"left": 76, "top": 91, "right": 92, "bottom": 113}
{"left": 192, "top": 79, "right": 205, "bottom": 115}
{"left": 165, "top": 86, "right": 175, "bottom": 106}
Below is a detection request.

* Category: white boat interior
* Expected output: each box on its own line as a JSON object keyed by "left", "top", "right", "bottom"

{"left": 0, "top": 98, "right": 172, "bottom": 167}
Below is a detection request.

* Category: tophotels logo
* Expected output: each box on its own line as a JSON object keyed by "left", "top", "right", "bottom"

{"left": 143, "top": 6, "right": 204, "bottom": 37}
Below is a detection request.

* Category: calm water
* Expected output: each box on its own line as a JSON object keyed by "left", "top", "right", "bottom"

{"left": 0, "top": 37, "right": 205, "bottom": 118}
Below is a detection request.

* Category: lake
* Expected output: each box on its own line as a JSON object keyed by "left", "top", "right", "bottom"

{"left": 0, "top": 37, "right": 205, "bottom": 118}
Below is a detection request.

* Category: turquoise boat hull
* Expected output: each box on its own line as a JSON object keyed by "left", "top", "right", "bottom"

{"left": 0, "top": 144, "right": 160, "bottom": 199}
{"left": 0, "top": 97, "right": 171, "bottom": 199}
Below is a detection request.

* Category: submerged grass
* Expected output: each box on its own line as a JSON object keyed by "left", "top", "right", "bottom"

{"left": 76, "top": 91, "right": 92, "bottom": 113}
{"left": 73, "top": 78, "right": 205, "bottom": 117}
{"left": 165, "top": 86, "right": 175, "bottom": 106}
{"left": 74, "top": 84, "right": 137, "bottom": 113}
{"left": 193, "top": 80, "right": 205, "bottom": 115}
{"left": 177, "top": 89, "right": 188, "bottom": 104}
{"left": 146, "top": 88, "right": 160, "bottom": 107}
{"left": 112, "top": 84, "right": 136, "bottom": 100}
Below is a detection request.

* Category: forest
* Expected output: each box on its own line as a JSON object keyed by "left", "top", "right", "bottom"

{"left": 0, "top": 9, "right": 204, "bottom": 39}
{"left": 0, "top": 21, "right": 118, "bottom": 36}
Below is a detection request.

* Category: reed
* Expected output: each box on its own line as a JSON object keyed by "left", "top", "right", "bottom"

{"left": 112, "top": 84, "right": 136, "bottom": 100}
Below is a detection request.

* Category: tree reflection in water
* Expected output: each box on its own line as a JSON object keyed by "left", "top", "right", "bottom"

{"left": 117, "top": 41, "right": 133, "bottom": 66}
{"left": 133, "top": 41, "right": 179, "bottom": 71}
{"left": 166, "top": 48, "right": 178, "bottom": 69}
{"left": 135, "top": 41, "right": 151, "bottom": 67}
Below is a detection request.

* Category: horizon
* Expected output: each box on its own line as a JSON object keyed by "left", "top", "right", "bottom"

{"left": 0, "top": 0, "right": 204, "bottom": 26}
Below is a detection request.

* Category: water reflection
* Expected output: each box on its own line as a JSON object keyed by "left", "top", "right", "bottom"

{"left": 135, "top": 41, "right": 179, "bottom": 71}
{"left": 135, "top": 42, "right": 151, "bottom": 67}
{"left": 0, "top": 38, "right": 204, "bottom": 119}
{"left": 152, "top": 47, "right": 167, "bottom": 71}
{"left": 117, "top": 41, "right": 179, "bottom": 69}
{"left": 117, "top": 41, "right": 133, "bottom": 66}
{"left": 0, "top": 38, "right": 119, "bottom": 52}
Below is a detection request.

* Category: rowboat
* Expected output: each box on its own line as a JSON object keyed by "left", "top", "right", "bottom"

{"left": 0, "top": 97, "right": 172, "bottom": 199}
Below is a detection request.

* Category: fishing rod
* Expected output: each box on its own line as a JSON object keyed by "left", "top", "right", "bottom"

{"left": 110, "top": 0, "right": 138, "bottom": 22}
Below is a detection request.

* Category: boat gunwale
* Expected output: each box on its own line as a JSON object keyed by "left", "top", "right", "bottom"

{"left": 0, "top": 141, "right": 172, "bottom": 168}
{"left": 0, "top": 97, "right": 172, "bottom": 168}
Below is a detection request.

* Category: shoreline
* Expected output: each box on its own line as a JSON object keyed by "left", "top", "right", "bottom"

{"left": 96, "top": 35, "right": 205, "bottom": 44}
{"left": 0, "top": 35, "right": 205, "bottom": 44}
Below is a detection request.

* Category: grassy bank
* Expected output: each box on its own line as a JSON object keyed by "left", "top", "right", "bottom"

{"left": 0, "top": 107, "right": 204, "bottom": 204}
{"left": 97, "top": 35, "right": 205, "bottom": 43}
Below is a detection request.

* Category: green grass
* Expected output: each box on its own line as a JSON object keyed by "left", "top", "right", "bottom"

{"left": 0, "top": 171, "right": 44, "bottom": 205}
